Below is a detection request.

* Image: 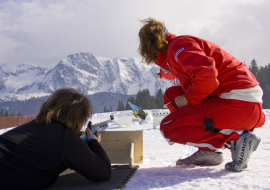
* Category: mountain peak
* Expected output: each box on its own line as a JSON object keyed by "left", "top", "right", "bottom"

{"left": 0, "top": 53, "right": 174, "bottom": 101}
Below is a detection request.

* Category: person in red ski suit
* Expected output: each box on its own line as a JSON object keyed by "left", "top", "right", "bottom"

{"left": 138, "top": 18, "right": 265, "bottom": 172}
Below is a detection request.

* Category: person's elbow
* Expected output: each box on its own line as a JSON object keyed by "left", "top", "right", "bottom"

{"left": 86, "top": 167, "right": 112, "bottom": 182}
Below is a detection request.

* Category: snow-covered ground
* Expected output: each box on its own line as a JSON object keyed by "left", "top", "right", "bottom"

{"left": 1, "top": 109, "right": 269, "bottom": 190}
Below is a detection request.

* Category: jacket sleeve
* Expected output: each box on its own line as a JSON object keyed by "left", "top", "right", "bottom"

{"left": 61, "top": 132, "right": 111, "bottom": 182}
{"left": 159, "top": 68, "right": 176, "bottom": 80}
{"left": 173, "top": 39, "right": 219, "bottom": 105}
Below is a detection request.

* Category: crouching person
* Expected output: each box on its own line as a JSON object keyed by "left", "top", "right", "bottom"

{"left": 0, "top": 88, "right": 111, "bottom": 189}
{"left": 138, "top": 18, "right": 265, "bottom": 172}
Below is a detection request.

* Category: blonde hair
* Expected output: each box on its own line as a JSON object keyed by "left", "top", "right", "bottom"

{"left": 138, "top": 18, "right": 168, "bottom": 65}
{"left": 36, "top": 88, "right": 94, "bottom": 135}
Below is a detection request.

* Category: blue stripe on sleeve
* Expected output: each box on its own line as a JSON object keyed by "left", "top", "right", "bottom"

{"left": 175, "top": 47, "right": 185, "bottom": 61}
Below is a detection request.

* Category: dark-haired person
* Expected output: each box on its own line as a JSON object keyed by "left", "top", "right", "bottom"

{"left": 138, "top": 18, "right": 265, "bottom": 172}
{"left": 0, "top": 88, "right": 111, "bottom": 189}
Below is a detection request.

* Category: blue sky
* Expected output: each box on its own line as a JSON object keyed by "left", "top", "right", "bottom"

{"left": 0, "top": 0, "right": 269, "bottom": 68}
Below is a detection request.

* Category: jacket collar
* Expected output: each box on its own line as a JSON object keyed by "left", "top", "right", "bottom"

{"left": 154, "top": 33, "right": 177, "bottom": 70}
{"left": 165, "top": 32, "right": 177, "bottom": 43}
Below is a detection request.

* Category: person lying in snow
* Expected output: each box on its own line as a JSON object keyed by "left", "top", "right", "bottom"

{"left": 0, "top": 88, "right": 111, "bottom": 189}
{"left": 138, "top": 18, "right": 265, "bottom": 172}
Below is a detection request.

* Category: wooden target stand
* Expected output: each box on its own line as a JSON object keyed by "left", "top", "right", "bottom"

{"left": 100, "top": 131, "right": 143, "bottom": 168}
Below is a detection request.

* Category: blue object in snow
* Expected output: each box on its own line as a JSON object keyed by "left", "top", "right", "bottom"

{"left": 128, "top": 102, "right": 142, "bottom": 111}
{"left": 128, "top": 102, "right": 148, "bottom": 120}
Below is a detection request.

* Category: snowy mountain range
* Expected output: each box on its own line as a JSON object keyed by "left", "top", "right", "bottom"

{"left": 0, "top": 53, "right": 174, "bottom": 114}
{"left": 0, "top": 53, "right": 174, "bottom": 102}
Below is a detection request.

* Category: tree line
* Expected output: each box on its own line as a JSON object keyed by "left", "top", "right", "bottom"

{"left": 0, "top": 108, "right": 23, "bottom": 117}
{"left": 118, "top": 88, "right": 164, "bottom": 111}
{"left": 103, "top": 88, "right": 165, "bottom": 112}
{"left": 248, "top": 59, "right": 270, "bottom": 108}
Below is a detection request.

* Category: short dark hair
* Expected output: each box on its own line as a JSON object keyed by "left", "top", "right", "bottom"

{"left": 138, "top": 18, "right": 168, "bottom": 65}
{"left": 36, "top": 88, "right": 94, "bottom": 135}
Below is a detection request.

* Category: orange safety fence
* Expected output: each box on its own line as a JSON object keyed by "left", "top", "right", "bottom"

{"left": 0, "top": 115, "right": 37, "bottom": 130}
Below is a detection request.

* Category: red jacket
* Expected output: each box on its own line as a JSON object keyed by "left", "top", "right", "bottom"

{"left": 155, "top": 33, "right": 259, "bottom": 105}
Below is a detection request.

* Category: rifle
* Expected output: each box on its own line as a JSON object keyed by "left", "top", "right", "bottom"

{"left": 80, "top": 115, "right": 114, "bottom": 142}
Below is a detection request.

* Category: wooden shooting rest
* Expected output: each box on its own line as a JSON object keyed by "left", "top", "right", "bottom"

{"left": 100, "top": 131, "right": 143, "bottom": 168}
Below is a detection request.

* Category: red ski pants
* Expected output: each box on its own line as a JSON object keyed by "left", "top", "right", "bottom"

{"left": 161, "top": 86, "right": 265, "bottom": 151}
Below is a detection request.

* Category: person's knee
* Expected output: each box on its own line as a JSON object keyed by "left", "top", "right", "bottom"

{"left": 164, "top": 86, "right": 184, "bottom": 103}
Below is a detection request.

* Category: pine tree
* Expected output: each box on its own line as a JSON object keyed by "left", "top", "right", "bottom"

{"left": 251, "top": 62, "right": 270, "bottom": 109}
{"left": 263, "top": 63, "right": 270, "bottom": 108}
{"left": 0, "top": 108, "right": 3, "bottom": 117}
{"left": 257, "top": 65, "right": 267, "bottom": 109}
{"left": 265, "top": 88, "right": 270, "bottom": 109}
{"left": 4, "top": 110, "right": 9, "bottom": 117}
{"left": 135, "top": 90, "right": 144, "bottom": 108}
{"left": 116, "top": 100, "right": 125, "bottom": 111}
{"left": 18, "top": 111, "right": 23, "bottom": 116}
{"left": 155, "top": 88, "right": 164, "bottom": 109}
{"left": 130, "top": 96, "right": 135, "bottom": 104}
{"left": 135, "top": 89, "right": 157, "bottom": 109}
{"left": 103, "top": 106, "right": 111, "bottom": 112}
{"left": 258, "top": 66, "right": 267, "bottom": 87}
{"left": 126, "top": 96, "right": 136, "bottom": 110}
{"left": 125, "top": 102, "right": 130, "bottom": 110}
{"left": 110, "top": 106, "right": 112, "bottom": 112}
{"left": 249, "top": 59, "right": 259, "bottom": 79}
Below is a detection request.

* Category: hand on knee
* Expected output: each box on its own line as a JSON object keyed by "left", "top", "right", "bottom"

{"left": 175, "top": 95, "right": 188, "bottom": 108}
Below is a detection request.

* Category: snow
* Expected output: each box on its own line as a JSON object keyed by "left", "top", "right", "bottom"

{"left": 1, "top": 109, "right": 269, "bottom": 190}
{"left": 0, "top": 63, "right": 48, "bottom": 94}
